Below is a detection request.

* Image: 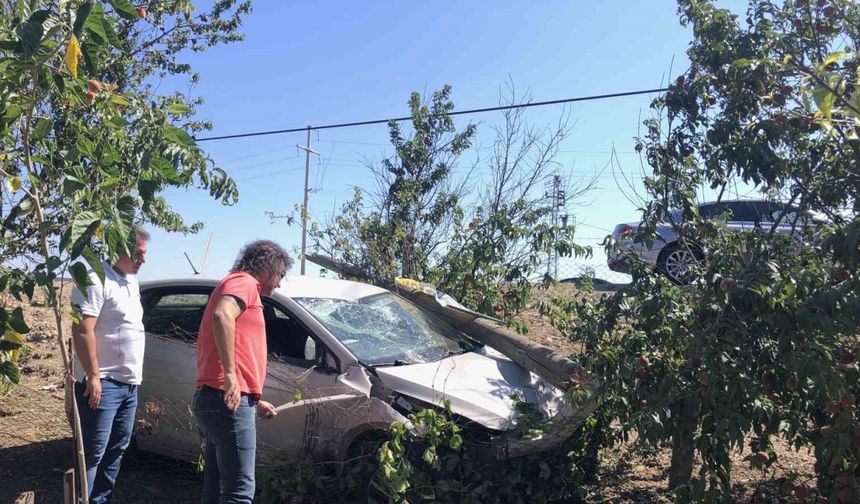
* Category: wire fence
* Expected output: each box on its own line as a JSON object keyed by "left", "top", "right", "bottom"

{"left": 554, "top": 260, "right": 631, "bottom": 290}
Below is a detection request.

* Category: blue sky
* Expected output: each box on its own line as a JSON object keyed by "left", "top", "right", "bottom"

{"left": 141, "top": 0, "right": 749, "bottom": 282}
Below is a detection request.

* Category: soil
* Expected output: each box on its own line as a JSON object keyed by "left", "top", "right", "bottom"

{"left": 0, "top": 282, "right": 816, "bottom": 503}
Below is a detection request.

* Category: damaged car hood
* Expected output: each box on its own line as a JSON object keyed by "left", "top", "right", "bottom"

{"left": 374, "top": 347, "right": 567, "bottom": 430}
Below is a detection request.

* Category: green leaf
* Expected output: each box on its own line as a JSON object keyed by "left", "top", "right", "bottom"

{"left": 32, "top": 117, "right": 53, "bottom": 140}
{"left": 69, "top": 261, "right": 92, "bottom": 295}
{"left": 164, "top": 125, "right": 195, "bottom": 147}
{"left": 106, "top": 0, "right": 139, "bottom": 21}
{"left": 167, "top": 102, "right": 190, "bottom": 115}
{"left": 103, "top": 114, "right": 128, "bottom": 129}
{"left": 5, "top": 175, "right": 21, "bottom": 193}
{"left": 69, "top": 211, "right": 100, "bottom": 259}
{"left": 73, "top": 2, "right": 93, "bottom": 38}
{"left": 81, "top": 246, "right": 104, "bottom": 284}
{"left": 76, "top": 135, "right": 94, "bottom": 157}
{"left": 19, "top": 21, "right": 44, "bottom": 58}
{"left": 817, "top": 51, "right": 850, "bottom": 73}
{"left": 0, "top": 40, "right": 21, "bottom": 51}
{"left": 83, "top": 4, "right": 107, "bottom": 45}
{"left": 100, "top": 16, "right": 122, "bottom": 49}
{"left": 0, "top": 340, "right": 23, "bottom": 352}
{"left": 0, "top": 361, "right": 21, "bottom": 384}
{"left": 9, "top": 307, "right": 29, "bottom": 334}
{"left": 109, "top": 94, "right": 131, "bottom": 107}
{"left": 63, "top": 175, "right": 87, "bottom": 197}
{"left": 812, "top": 77, "right": 841, "bottom": 122}
{"left": 27, "top": 9, "right": 52, "bottom": 24}
{"left": 85, "top": 19, "right": 107, "bottom": 45}
{"left": 151, "top": 156, "right": 182, "bottom": 183}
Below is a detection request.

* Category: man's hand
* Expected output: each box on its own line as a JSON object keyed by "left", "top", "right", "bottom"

{"left": 258, "top": 400, "right": 277, "bottom": 419}
{"left": 223, "top": 372, "right": 241, "bottom": 412}
{"left": 83, "top": 375, "right": 102, "bottom": 409}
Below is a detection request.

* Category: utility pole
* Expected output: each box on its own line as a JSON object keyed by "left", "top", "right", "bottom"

{"left": 545, "top": 174, "right": 565, "bottom": 280}
{"left": 297, "top": 126, "right": 319, "bottom": 275}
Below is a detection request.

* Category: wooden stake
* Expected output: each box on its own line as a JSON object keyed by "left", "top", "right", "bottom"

{"left": 63, "top": 468, "right": 76, "bottom": 504}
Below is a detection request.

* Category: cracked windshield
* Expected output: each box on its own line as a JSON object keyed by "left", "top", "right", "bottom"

{"left": 295, "top": 293, "right": 473, "bottom": 365}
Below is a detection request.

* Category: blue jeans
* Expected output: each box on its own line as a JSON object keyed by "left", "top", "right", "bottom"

{"left": 75, "top": 378, "right": 138, "bottom": 504}
{"left": 192, "top": 386, "right": 258, "bottom": 504}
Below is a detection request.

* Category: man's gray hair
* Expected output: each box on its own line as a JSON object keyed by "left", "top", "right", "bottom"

{"left": 135, "top": 228, "right": 151, "bottom": 242}
{"left": 231, "top": 240, "right": 292, "bottom": 278}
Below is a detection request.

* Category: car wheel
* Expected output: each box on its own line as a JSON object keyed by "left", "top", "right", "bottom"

{"left": 344, "top": 431, "right": 392, "bottom": 504}
{"left": 658, "top": 243, "right": 704, "bottom": 284}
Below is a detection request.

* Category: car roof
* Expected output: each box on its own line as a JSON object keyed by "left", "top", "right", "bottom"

{"left": 139, "top": 275, "right": 389, "bottom": 301}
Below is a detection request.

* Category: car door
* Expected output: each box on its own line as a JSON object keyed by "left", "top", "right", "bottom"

{"left": 255, "top": 297, "right": 369, "bottom": 464}
{"left": 136, "top": 287, "right": 211, "bottom": 462}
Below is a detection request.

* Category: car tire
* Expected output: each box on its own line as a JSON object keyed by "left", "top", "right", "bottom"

{"left": 657, "top": 242, "right": 704, "bottom": 284}
{"left": 344, "top": 431, "right": 391, "bottom": 504}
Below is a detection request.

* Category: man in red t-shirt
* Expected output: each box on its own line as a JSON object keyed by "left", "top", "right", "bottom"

{"left": 192, "top": 240, "right": 292, "bottom": 504}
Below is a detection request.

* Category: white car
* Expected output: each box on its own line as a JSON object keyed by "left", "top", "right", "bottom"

{"left": 133, "top": 276, "right": 594, "bottom": 469}
{"left": 607, "top": 199, "right": 826, "bottom": 283}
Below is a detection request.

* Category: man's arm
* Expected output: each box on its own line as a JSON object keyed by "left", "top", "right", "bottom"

{"left": 71, "top": 316, "right": 102, "bottom": 409}
{"left": 212, "top": 295, "right": 244, "bottom": 411}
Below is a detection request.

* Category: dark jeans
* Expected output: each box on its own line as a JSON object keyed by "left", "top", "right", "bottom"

{"left": 192, "top": 386, "right": 258, "bottom": 504}
{"left": 74, "top": 378, "right": 138, "bottom": 504}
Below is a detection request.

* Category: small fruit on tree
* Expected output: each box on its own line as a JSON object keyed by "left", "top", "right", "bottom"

{"left": 136, "top": 6, "right": 147, "bottom": 18}
{"left": 755, "top": 451, "right": 769, "bottom": 465}
{"left": 698, "top": 372, "right": 710, "bottom": 387}
{"left": 720, "top": 277, "right": 736, "bottom": 291}
{"left": 787, "top": 376, "right": 799, "bottom": 391}
{"left": 841, "top": 394, "right": 855, "bottom": 406}
{"left": 826, "top": 400, "right": 841, "bottom": 414}
{"left": 820, "top": 425, "right": 834, "bottom": 439}
{"left": 639, "top": 355, "right": 650, "bottom": 368}
{"left": 86, "top": 90, "right": 95, "bottom": 104}
{"left": 87, "top": 79, "right": 101, "bottom": 93}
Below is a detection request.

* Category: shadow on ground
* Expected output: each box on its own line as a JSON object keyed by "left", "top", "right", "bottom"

{"left": 0, "top": 437, "right": 201, "bottom": 503}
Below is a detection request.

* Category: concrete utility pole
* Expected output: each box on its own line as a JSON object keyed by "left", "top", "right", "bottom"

{"left": 297, "top": 126, "right": 319, "bottom": 275}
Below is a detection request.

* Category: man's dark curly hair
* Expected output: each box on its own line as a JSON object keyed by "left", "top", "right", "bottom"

{"left": 231, "top": 240, "right": 292, "bottom": 279}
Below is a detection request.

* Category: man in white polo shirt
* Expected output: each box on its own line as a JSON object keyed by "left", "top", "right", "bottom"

{"left": 71, "top": 229, "right": 149, "bottom": 504}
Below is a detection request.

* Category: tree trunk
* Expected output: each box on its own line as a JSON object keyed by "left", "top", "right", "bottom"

{"left": 668, "top": 394, "right": 700, "bottom": 489}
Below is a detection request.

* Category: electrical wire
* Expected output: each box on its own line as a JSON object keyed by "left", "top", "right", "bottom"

{"left": 194, "top": 88, "right": 668, "bottom": 142}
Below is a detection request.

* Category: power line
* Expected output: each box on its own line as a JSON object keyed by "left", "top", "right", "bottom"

{"left": 194, "top": 87, "right": 668, "bottom": 142}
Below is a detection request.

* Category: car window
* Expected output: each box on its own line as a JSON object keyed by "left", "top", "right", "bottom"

{"left": 262, "top": 299, "right": 320, "bottom": 368}
{"left": 726, "top": 201, "right": 762, "bottom": 222}
{"left": 144, "top": 292, "right": 210, "bottom": 342}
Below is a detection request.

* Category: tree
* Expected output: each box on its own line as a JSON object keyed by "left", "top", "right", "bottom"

{"left": 428, "top": 83, "right": 594, "bottom": 324}
{"left": 541, "top": 1, "right": 859, "bottom": 502}
{"left": 307, "top": 85, "right": 592, "bottom": 325}
{"left": 308, "top": 85, "right": 477, "bottom": 284}
{"left": 0, "top": 1, "right": 249, "bottom": 492}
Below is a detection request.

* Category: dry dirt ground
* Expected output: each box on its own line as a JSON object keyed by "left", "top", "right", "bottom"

{"left": 0, "top": 282, "right": 816, "bottom": 503}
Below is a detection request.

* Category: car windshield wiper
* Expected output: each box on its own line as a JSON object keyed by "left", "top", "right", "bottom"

{"left": 368, "top": 358, "right": 412, "bottom": 368}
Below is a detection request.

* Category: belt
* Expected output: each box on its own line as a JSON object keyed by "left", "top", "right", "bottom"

{"left": 198, "top": 384, "right": 260, "bottom": 400}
